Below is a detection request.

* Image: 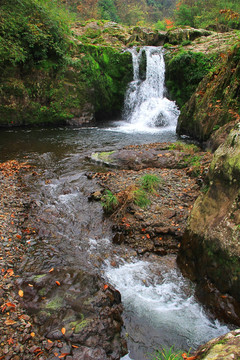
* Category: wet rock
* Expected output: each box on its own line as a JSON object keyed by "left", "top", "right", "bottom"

{"left": 192, "top": 329, "right": 240, "bottom": 359}
{"left": 178, "top": 126, "right": 240, "bottom": 320}
{"left": 17, "top": 268, "right": 126, "bottom": 359}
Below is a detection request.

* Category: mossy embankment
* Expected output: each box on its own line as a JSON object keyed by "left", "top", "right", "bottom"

{"left": 1, "top": 0, "right": 239, "bottom": 128}
{"left": 0, "top": 1, "right": 133, "bottom": 127}
{"left": 176, "top": 41, "right": 240, "bottom": 142}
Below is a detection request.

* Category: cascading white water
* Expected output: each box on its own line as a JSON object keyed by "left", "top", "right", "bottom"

{"left": 117, "top": 46, "right": 180, "bottom": 133}
{"left": 105, "top": 259, "right": 230, "bottom": 360}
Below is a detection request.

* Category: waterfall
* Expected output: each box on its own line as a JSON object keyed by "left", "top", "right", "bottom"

{"left": 118, "top": 46, "right": 180, "bottom": 133}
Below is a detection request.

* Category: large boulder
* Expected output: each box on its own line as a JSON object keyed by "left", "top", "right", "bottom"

{"left": 178, "top": 125, "right": 240, "bottom": 304}
{"left": 192, "top": 329, "right": 240, "bottom": 359}
{"left": 176, "top": 42, "right": 240, "bottom": 142}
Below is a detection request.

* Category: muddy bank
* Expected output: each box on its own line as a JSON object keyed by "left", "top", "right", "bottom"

{"left": 0, "top": 160, "right": 126, "bottom": 360}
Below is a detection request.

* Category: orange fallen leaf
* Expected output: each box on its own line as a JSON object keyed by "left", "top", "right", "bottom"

{"left": 18, "top": 290, "right": 24, "bottom": 297}
{"left": 146, "top": 234, "right": 150, "bottom": 239}
{"left": 49, "top": 267, "right": 54, "bottom": 273}
{"left": 30, "top": 332, "right": 35, "bottom": 337}
{"left": 5, "top": 319, "right": 16, "bottom": 325}
{"left": 182, "top": 353, "right": 197, "bottom": 360}
{"left": 7, "top": 269, "right": 14, "bottom": 276}
{"left": 103, "top": 284, "right": 109, "bottom": 290}
{"left": 72, "top": 345, "right": 79, "bottom": 348}
{"left": 55, "top": 281, "right": 60, "bottom": 286}
{"left": 7, "top": 337, "right": 14, "bottom": 345}
{"left": 59, "top": 353, "right": 70, "bottom": 358}
{"left": 28, "top": 284, "right": 33, "bottom": 287}
{"left": 61, "top": 327, "right": 66, "bottom": 335}
{"left": 16, "top": 234, "right": 22, "bottom": 239}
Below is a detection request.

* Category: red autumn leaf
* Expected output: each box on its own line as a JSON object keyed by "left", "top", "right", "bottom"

{"left": 16, "top": 234, "right": 22, "bottom": 239}
{"left": 6, "top": 302, "right": 16, "bottom": 308}
{"left": 59, "top": 353, "right": 70, "bottom": 358}
{"left": 103, "top": 284, "right": 109, "bottom": 290}
{"left": 146, "top": 234, "right": 150, "bottom": 239}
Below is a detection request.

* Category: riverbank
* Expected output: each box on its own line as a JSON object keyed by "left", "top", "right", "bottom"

{"left": 0, "top": 160, "right": 126, "bottom": 360}
{"left": 0, "top": 160, "right": 50, "bottom": 359}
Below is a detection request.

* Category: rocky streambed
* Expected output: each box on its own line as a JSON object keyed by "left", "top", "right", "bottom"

{"left": 1, "top": 137, "right": 240, "bottom": 360}
{"left": 0, "top": 160, "right": 126, "bottom": 360}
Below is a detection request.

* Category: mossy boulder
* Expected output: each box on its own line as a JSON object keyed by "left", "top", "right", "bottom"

{"left": 166, "top": 27, "right": 212, "bottom": 45}
{"left": 178, "top": 126, "right": 240, "bottom": 307}
{"left": 0, "top": 43, "right": 132, "bottom": 127}
{"left": 192, "top": 329, "right": 240, "bottom": 359}
{"left": 176, "top": 41, "right": 240, "bottom": 142}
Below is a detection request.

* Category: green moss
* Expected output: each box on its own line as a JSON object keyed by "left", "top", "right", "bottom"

{"left": 45, "top": 296, "right": 64, "bottom": 311}
{"left": 165, "top": 50, "right": 218, "bottom": 109}
{"left": 33, "top": 274, "right": 47, "bottom": 282}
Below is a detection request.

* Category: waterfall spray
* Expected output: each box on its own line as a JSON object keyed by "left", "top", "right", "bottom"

{"left": 119, "top": 46, "right": 180, "bottom": 132}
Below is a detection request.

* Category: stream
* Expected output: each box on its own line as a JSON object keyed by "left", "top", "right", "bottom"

{"left": 0, "top": 46, "right": 233, "bottom": 359}
{"left": 0, "top": 126, "right": 231, "bottom": 359}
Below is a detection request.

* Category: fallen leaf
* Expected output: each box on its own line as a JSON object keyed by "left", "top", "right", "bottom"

{"left": 6, "top": 302, "right": 16, "bottom": 308}
{"left": 55, "top": 281, "right": 60, "bottom": 286}
{"left": 59, "top": 353, "right": 70, "bottom": 358}
{"left": 61, "top": 327, "right": 66, "bottom": 335}
{"left": 18, "top": 290, "right": 24, "bottom": 297}
{"left": 30, "top": 332, "right": 35, "bottom": 337}
{"left": 103, "top": 284, "right": 109, "bottom": 290}
{"left": 16, "top": 234, "right": 22, "bottom": 239}
{"left": 49, "top": 267, "right": 54, "bottom": 273}
{"left": 72, "top": 345, "right": 79, "bottom": 348}
{"left": 5, "top": 319, "right": 16, "bottom": 325}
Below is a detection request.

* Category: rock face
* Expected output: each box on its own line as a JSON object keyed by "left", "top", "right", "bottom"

{"left": 17, "top": 268, "right": 126, "bottom": 359}
{"left": 177, "top": 42, "right": 240, "bottom": 142}
{"left": 192, "top": 329, "right": 240, "bottom": 360}
{"left": 178, "top": 126, "right": 240, "bottom": 307}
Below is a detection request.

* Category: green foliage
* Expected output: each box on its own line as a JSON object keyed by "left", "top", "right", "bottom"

{"left": 154, "top": 20, "right": 166, "bottom": 31}
{"left": 133, "top": 188, "right": 151, "bottom": 208}
{"left": 138, "top": 174, "right": 162, "bottom": 193}
{"left": 165, "top": 50, "right": 218, "bottom": 108}
{"left": 0, "top": 0, "right": 74, "bottom": 69}
{"left": 101, "top": 190, "right": 119, "bottom": 213}
{"left": 149, "top": 346, "right": 185, "bottom": 360}
{"left": 169, "top": 141, "right": 200, "bottom": 153}
{"left": 174, "top": 0, "right": 240, "bottom": 30}
{"left": 98, "top": 0, "right": 119, "bottom": 22}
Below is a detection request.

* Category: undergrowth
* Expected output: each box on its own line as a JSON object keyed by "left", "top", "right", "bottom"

{"left": 101, "top": 174, "right": 162, "bottom": 216}
{"left": 149, "top": 346, "right": 187, "bottom": 360}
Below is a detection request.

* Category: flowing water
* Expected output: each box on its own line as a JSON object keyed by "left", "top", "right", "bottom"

{"left": 113, "top": 46, "right": 180, "bottom": 133}
{"left": 0, "top": 46, "right": 232, "bottom": 359}
{"left": 0, "top": 127, "right": 231, "bottom": 359}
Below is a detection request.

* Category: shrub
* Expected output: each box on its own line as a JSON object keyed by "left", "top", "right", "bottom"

{"left": 101, "top": 190, "right": 119, "bottom": 213}
{"left": 133, "top": 188, "right": 151, "bottom": 208}
{"left": 138, "top": 174, "right": 162, "bottom": 193}
{"left": 149, "top": 346, "right": 185, "bottom": 360}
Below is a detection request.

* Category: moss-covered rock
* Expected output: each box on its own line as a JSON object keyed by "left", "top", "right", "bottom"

{"left": 166, "top": 27, "right": 212, "bottom": 45}
{"left": 192, "top": 329, "right": 240, "bottom": 360}
{"left": 178, "top": 126, "right": 240, "bottom": 307}
{"left": 176, "top": 41, "right": 240, "bottom": 142}
{"left": 0, "top": 43, "right": 132, "bottom": 127}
